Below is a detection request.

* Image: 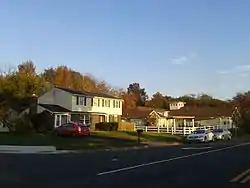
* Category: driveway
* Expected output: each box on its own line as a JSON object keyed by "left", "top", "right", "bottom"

{"left": 0, "top": 140, "right": 249, "bottom": 188}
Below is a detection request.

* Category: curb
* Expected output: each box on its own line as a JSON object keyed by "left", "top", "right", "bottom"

{"left": 0, "top": 142, "right": 182, "bottom": 154}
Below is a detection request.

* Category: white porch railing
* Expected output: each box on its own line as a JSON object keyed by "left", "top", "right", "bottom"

{"left": 134, "top": 125, "right": 224, "bottom": 135}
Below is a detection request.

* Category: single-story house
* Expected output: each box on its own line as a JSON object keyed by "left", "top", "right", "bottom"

{"left": 168, "top": 106, "right": 234, "bottom": 129}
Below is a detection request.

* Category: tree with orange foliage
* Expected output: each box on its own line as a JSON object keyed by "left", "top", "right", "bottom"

{"left": 122, "top": 94, "right": 137, "bottom": 109}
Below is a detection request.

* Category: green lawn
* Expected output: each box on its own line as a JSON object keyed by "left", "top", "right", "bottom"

{"left": 0, "top": 131, "right": 183, "bottom": 150}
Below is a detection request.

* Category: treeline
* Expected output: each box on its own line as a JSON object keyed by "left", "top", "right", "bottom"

{"left": 123, "top": 85, "right": 232, "bottom": 109}
{"left": 0, "top": 61, "right": 125, "bottom": 100}
{"left": 0, "top": 61, "right": 250, "bottom": 132}
{"left": 0, "top": 60, "right": 240, "bottom": 110}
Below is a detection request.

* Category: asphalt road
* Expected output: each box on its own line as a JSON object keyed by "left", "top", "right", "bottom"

{"left": 1, "top": 140, "right": 250, "bottom": 188}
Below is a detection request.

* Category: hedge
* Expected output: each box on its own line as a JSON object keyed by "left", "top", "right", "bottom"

{"left": 95, "top": 122, "right": 118, "bottom": 131}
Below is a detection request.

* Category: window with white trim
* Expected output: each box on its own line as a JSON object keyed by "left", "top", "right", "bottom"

{"left": 115, "top": 101, "right": 119, "bottom": 108}
{"left": 79, "top": 97, "right": 84, "bottom": 105}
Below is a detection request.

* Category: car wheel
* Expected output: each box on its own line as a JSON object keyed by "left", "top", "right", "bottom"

{"left": 212, "top": 136, "right": 215, "bottom": 142}
{"left": 204, "top": 136, "right": 208, "bottom": 143}
{"left": 221, "top": 135, "right": 225, "bottom": 140}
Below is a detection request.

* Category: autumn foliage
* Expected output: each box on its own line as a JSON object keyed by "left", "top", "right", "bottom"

{"left": 0, "top": 61, "right": 250, "bottom": 133}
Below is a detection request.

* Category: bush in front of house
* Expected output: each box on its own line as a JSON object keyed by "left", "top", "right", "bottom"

{"left": 95, "top": 122, "right": 118, "bottom": 131}
{"left": 13, "top": 114, "right": 33, "bottom": 134}
{"left": 30, "top": 111, "right": 54, "bottom": 133}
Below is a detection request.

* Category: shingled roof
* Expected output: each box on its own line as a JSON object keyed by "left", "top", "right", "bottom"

{"left": 168, "top": 106, "right": 233, "bottom": 120}
{"left": 122, "top": 108, "right": 153, "bottom": 119}
{"left": 55, "top": 86, "right": 122, "bottom": 99}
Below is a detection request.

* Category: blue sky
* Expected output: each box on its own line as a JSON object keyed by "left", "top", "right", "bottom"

{"left": 1, "top": 0, "right": 250, "bottom": 99}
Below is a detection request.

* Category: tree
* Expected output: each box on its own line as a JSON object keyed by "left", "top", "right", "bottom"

{"left": 122, "top": 94, "right": 137, "bottom": 109}
{"left": 232, "top": 92, "right": 250, "bottom": 133}
{"left": 127, "top": 83, "right": 148, "bottom": 106}
{"left": 1, "top": 61, "right": 49, "bottom": 98}
{"left": 42, "top": 67, "right": 55, "bottom": 83}
{"left": 96, "top": 80, "right": 112, "bottom": 94}
{"left": 145, "top": 92, "right": 168, "bottom": 109}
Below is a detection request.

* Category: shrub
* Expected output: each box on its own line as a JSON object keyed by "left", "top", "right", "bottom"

{"left": 95, "top": 122, "right": 118, "bottom": 131}
{"left": 13, "top": 115, "right": 33, "bottom": 134}
{"left": 30, "top": 111, "right": 54, "bottom": 133}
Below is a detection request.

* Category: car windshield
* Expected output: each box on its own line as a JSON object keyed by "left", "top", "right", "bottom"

{"left": 213, "top": 129, "right": 223, "bottom": 133}
{"left": 193, "top": 130, "right": 205, "bottom": 134}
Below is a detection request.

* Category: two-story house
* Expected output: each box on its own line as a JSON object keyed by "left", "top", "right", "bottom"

{"left": 33, "top": 86, "right": 123, "bottom": 129}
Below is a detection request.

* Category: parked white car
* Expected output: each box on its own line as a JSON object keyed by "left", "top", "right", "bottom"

{"left": 187, "top": 129, "right": 214, "bottom": 143}
{"left": 212, "top": 129, "right": 232, "bottom": 140}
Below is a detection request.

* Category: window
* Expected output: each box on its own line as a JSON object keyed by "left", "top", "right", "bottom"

{"left": 79, "top": 97, "right": 84, "bottom": 105}
{"left": 109, "top": 115, "right": 114, "bottom": 122}
{"left": 102, "top": 99, "right": 105, "bottom": 107}
{"left": 97, "top": 99, "right": 100, "bottom": 106}
{"left": 79, "top": 114, "right": 91, "bottom": 125}
{"left": 113, "top": 100, "right": 116, "bottom": 108}
{"left": 193, "top": 130, "right": 205, "bottom": 134}
{"left": 99, "top": 115, "right": 105, "bottom": 122}
{"left": 91, "top": 98, "right": 93, "bottom": 106}
{"left": 84, "top": 97, "right": 87, "bottom": 106}
{"left": 115, "top": 101, "right": 119, "bottom": 108}
{"left": 76, "top": 96, "right": 79, "bottom": 105}
{"left": 114, "top": 115, "right": 118, "bottom": 122}
{"left": 118, "top": 101, "right": 120, "bottom": 108}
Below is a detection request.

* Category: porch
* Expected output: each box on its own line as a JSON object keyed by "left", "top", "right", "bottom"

{"left": 148, "top": 116, "right": 195, "bottom": 133}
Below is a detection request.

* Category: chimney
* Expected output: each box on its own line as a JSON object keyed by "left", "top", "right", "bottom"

{"left": 29, "top": 94, "right": 38, "bottom": 115}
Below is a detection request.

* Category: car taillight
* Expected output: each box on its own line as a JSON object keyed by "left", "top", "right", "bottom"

{"left": 78, "top": 126, "right": 81, "bottom": 132}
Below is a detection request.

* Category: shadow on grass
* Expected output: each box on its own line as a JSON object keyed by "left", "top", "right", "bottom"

{"left": 125, "top": 132, "right": 183, "bottom": 142}
{"left": 0, "top": 132, "right": 137, "bottom": 150}
{"left": 0, "top": 131, "right": 183, "bottom": 150}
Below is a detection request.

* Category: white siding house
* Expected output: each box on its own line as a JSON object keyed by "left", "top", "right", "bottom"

{"left": 33, "top": 87, "right": 123, "bottom": 128}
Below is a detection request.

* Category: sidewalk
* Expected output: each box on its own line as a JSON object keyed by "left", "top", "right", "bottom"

{"left": 0, "top": 145, "right": 56, "bottom": 154}
{"left": 0, "top": 141, "right": 182, "bottom": 154}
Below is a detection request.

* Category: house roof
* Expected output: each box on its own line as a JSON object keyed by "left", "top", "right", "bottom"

{"left": 39, "top": 104, "right": 71, "bottom": 113}
{"left": 168, "top": 106, "right": 233, "bottom": 120}
{"left": 136, "top": 106, "right": 167, "bottom": 113}
{"left": 55, "top": 86, "right": 121, "bottom": 99}
{"left": 122, "top": 108, "right": 153, "bottom": 119}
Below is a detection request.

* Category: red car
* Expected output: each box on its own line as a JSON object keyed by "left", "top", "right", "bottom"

{"left": 54, "top": 122, "right": 91, "bottom": 136}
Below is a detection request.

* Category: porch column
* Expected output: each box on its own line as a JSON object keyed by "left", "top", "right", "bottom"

{"left": 166, "top": 119, "right": 169, "bottom": 132}
{"left": 184, "top": 119, "right": 186, "bottom": 127}
{"left": 173, "top": 119, "right": 176, "bottom": 133}
{"left": 54, "top": 115, "right": 57, "bottom": 128}
{"left": 192, "top": 119, "right": 195, "bottom": 129}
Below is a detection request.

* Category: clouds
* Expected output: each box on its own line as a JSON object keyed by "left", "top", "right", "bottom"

{"left": 171, "top": 53, "right": 198, "bottom": 65}
{"left": 217, "top": 64, "right": 250, "bottom": 77}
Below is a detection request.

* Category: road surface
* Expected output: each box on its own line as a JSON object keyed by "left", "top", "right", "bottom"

{"left": 0, "top": 140, "right": 250, "bottom": 188}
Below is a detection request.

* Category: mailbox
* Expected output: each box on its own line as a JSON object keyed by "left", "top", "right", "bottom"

{"left": 137, "top": 129, "right": 143, "bottom": 134}
{"left": 136, "top": 129, "right": 143, "bottom": 144}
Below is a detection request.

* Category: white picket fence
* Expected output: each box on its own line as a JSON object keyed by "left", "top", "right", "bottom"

{"left": 134, "top": 125, "right": 222, "bottom": 135}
